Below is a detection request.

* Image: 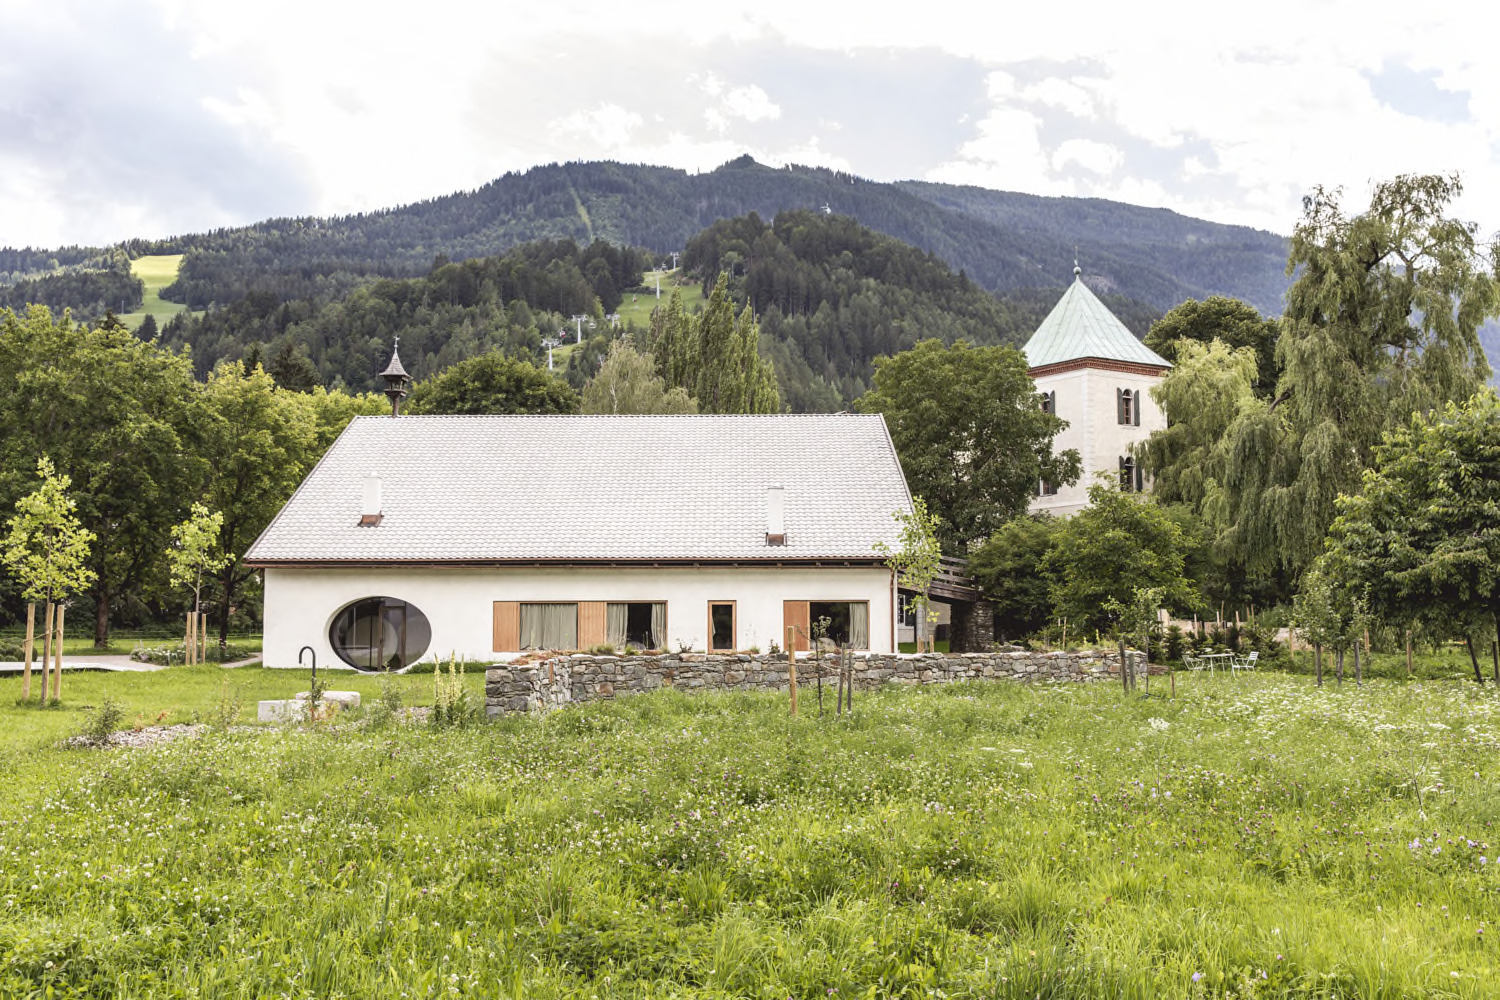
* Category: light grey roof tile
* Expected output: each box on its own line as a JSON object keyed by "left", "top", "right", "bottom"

{"left": 245, "top": 414, "right": 913, "bottom": 563}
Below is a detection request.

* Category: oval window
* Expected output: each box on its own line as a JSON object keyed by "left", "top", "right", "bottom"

{"left": 328, "top": 597, "right": 432, "bottom": 672}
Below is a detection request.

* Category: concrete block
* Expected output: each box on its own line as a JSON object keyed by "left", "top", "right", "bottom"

{"left": 257, "top": 699, "right": 303, "bottom": 723}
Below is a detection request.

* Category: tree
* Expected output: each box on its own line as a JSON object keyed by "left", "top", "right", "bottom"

{"left": 1044, "top": 482, "right": 1199, "bottom": 633}
{"left": 581, "top": 341, "right": 697, "bottom": 414}
{"left": 1143, "top": 174, "right": 1500, "bottom": 584}
{"left": 1103, "top": 585, "right": 1163, "bottom": 693}
{"left": 873, "top": 498, "right": 943, "bottom": 651}
{"left": 856, "top": 339, "right": 1081, "bottom": 552}
{"left": 651, "top": 277, "right": 781, "bottom": 414}
{"left": 406, "top": 352, "right": 579, "bottom": 415}
{"left": 967, "top": 515, "right": 1060, "bottom": 640}
{"left": 194, "top": 362, "right": 317, "bottom": 648}
{"left": 1324, "top": 391, "right": 1500, "bottom": 684}
{"left": 2, "top": 457, "right": 96, "bottom": 701}
{"left": 1143, "top": 296, "right": 1280, "bottom": 397}
{"left": 137, "top": 314, "right": 159, "bottom": 341}
{"left": 167, "top": 504, "right": 231, "bottom": 665}
{"left": 0, "top": 306, "right": 200, "bottom": 647}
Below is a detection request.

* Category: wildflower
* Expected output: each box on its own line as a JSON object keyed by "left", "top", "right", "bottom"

{"left": 1192, "top": 972, "right": 1203, "bottom": 981}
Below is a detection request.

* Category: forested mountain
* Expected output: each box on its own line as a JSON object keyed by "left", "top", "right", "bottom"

{"left": 158, "top": 239, "right": 647, "bottom": 392}
{"left": 0, "top": 248, "right": 142, "bottom": 321}
{"left": 83, "top": 157, "right": 1289, "bottom": 315}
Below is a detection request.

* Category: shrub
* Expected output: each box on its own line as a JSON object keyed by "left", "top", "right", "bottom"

{"left": 209, "top": 678, "right": 243, "bottom": 729}
{"left": 587, "top": 643, "right": 617, "bottom": 656}
{"left": 130, "top": 642, "right": 254, "bottom": 666}
{"left": 74, "top": 697, "right": 125, "bottom": 746}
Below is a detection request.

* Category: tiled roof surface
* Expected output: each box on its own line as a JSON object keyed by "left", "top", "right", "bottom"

{"left": 1022, "top": 274, "right": 1171, "bottom": 369}
{"left": 245, "top": 414, "right": 913, "bottom": 563}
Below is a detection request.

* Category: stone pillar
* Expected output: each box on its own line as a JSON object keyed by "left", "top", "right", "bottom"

{"left": 948, "top": 600, "right": 997, "bottom": 652}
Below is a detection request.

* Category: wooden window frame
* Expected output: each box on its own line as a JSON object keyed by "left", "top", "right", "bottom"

{"left": 707, "top": 601, "right": 736, "bottom": 652}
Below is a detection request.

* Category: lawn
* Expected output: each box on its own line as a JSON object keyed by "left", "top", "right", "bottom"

{"left": 1, "top": 670, "right": 1496, "bottom": 997}
{"left": 116, "top": 254, "right": 191, "bottom": 331}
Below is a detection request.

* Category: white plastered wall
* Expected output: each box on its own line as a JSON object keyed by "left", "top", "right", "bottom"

{"left": 261, "top": 565, "right": 897, "bottom": 668}
{"left": 1029, "top": 366, "right": 1165, "bottom": 518}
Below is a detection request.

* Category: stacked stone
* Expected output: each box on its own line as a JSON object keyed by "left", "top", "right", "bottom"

{"left": 485, "top": 648, "right": 1133, "bottom": 716}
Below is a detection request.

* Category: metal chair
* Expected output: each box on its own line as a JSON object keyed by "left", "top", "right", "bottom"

{"left": 1231, "top": 651, "right": 1259, "bottom": 674}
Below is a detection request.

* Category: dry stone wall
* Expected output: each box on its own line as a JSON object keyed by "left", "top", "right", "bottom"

{"left": 485, "top": 648, "right": 1133, "bottom": 716}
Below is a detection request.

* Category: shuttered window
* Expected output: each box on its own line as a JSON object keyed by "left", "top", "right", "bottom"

{"left": 493, "top": 601, "right": 520, "bottom": 653}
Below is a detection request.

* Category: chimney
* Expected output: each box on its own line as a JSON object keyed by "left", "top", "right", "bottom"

{"left": 359, "top": 474, "right": 383, "bottom": 526}
{"left": 765, "top": 485, "right": 785, "bottom": 546}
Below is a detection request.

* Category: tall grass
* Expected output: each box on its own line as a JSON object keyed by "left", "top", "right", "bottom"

{"left": 0, "top": 672, "right": 1496, "bottom": 997}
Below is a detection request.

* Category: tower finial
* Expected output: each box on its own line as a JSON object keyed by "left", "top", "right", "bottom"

{"left": 1073, "top": 247, "right": 1081, "bottom": 279}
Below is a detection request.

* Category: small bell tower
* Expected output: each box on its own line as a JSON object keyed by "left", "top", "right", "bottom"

{"left": 380, "top": 337, "right": 410, "bottom": 416}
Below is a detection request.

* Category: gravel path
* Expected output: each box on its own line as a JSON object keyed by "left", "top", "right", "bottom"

{"left": 0, "top": 655, "right": 260, "bottom": 673}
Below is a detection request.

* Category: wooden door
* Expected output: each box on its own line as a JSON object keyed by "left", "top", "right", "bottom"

{"left": 783, "top": 600, "right": 810, "bottom": 652}
{"left": 578, "top": 601, "right": 608, "bottom": 649}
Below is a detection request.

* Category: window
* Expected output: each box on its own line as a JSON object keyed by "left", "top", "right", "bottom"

{"left": 520, "top": 603, "right": 578, "bottom": 650}
{"left": 1117, "top": 388, "right": 1141, "bottom": 426}
{"left": 607, "top": 602, "right": 666, "bottom": 649}
{"left": 809, "top": 601, "right": 871, "bottom": 649}
{"left": 329, "top": 596, "right": 432, "bottom": 671}
{"left": 1040, "top": 390, "right": 1056, "bottom": 415}
{"left": 1037, "top": 479, "right": 1057, "bottom": 497}
{"left": 708, "top": 602, "right": 736, "bottom": 651}
{"left": 1119, "top": 456, "right": 1142, "bottom": 493}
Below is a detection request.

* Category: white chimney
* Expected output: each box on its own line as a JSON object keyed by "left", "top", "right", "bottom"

{"left": 360, "top": 474, "right": 383, "bottom": 526}
{"left": 766, "top": 485, "right": 785, "bottom": 545}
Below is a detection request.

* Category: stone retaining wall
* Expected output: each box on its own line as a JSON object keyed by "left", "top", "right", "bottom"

{"left": 485, "top": 648, "right": 1134, "bottom": 716}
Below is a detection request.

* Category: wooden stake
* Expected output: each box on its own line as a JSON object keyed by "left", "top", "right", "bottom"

{"left": 186, "top": 610, "right": 195, "bottom": 666}
{"left": 41, "top": 602, "right": 54, "bottom": 703}
{"left": 21, "top": 603, "right": 35, "bottom": 703}
{"left": 53, "top": 604, "right": 65, "bottom": 701}
{"left": 787, "top": 626, "right": 798, "bottom": 717}
{"left": 202, "top": 612, "right": 210, "bottom": 663}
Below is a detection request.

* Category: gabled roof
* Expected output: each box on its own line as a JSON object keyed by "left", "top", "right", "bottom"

{"left": 1022, "top": 270, "right": 1170, "bottom": 370}
{"left": 245, "top": 414, "right": 912, "bottom": 564}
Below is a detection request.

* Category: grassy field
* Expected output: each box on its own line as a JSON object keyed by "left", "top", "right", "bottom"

{"left": 616, "top": 269, "right": 707, "bottom": 329}
{"left": 117, "top": 254, "right": 190, "bottom": 331}
{"left": 1, "top": 668, "right": 1496, "bottom": 997}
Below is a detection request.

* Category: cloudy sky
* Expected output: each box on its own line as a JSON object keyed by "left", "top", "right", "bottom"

{"left": 1, "top": 0, "right": 1494, "bottom": 248}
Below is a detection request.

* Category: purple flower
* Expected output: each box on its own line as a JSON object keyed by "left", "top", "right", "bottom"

{"left": 1192, "top": 972, "right": 1203, "bottom": 982}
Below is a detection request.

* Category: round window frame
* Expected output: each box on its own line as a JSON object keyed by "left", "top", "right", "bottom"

{"left": 327, "top": 596, "right": 432, "bottom": 673}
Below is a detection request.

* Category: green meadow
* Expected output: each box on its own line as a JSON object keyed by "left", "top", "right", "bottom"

{"left": 1, "top": 668, "right": 1496, "bottom": 997}
{"left": 117, "top": 254, "right": 190, "bottom": 331}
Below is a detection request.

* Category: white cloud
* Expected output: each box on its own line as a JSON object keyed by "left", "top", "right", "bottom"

{"left": 548, "top": 103, "right": 645, "bottom": 148}
{"left": 2, "top": 0, "right": 1499, "bottom": 246}
{"left": 722, "top": 85, "right": 781, "bottom": 123}
{"left": 1052, "top": 139, "right": 1121, "bottom": 176}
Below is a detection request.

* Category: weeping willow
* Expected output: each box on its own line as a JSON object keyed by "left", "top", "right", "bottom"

{"left": 1145, "top": 173, "right": 1500, "bottom": 581}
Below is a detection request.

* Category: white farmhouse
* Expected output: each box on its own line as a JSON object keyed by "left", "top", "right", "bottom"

{"left": 1024, "top": 267, "right": 1171, "bottom": 517}
{"left": 245, "top": 414, "right": 912, "bottom": 669}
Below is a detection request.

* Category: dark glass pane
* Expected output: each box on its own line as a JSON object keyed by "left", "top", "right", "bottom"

{"left": 710, "top": 604, "right": 734, "bottom": 650}
{"left": 329, "top": 596, "right": 432, "bottom": 672}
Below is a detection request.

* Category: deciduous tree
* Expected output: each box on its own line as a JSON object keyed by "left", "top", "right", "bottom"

{"left": 857, "top": 339, "right": 1080, "bottom": 551}
{"left": 582, "top": 341, "right": 697, "bottom": 414}
{"left": 2, "top": 457, "right": 96, "bottom": 701}
{"left": 1044, "top": 482, "right": 1198, "bottom": 633}
{"left": 406, "top": 352, "right": 579, "bottom": 415}
{"left": 1324, "top": 390, "right": 1500, "bottom": 684}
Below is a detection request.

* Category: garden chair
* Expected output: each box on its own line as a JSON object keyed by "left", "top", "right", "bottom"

{"left": 1184, "top": 653, "right": 1204, "bottom": 672}
{"left": 1231, "top": 651, "right": 1259, "bottom": 674}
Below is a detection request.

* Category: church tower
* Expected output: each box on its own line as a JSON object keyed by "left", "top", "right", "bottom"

{"left": 1023, "top": 267, "right": 1170, "bottom": 517}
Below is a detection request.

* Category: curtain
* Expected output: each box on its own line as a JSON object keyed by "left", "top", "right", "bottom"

{"left": 520, "top": 603, "right": 578, "bottom": 650}
{"left": 650, "top": 602, "right": 666, "bottom": 649}
{"left": 606, "top": 603, "right": 629, "bottom": 647}
{"left": 849, "top": 601, "right": 870, "bottom": 650}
